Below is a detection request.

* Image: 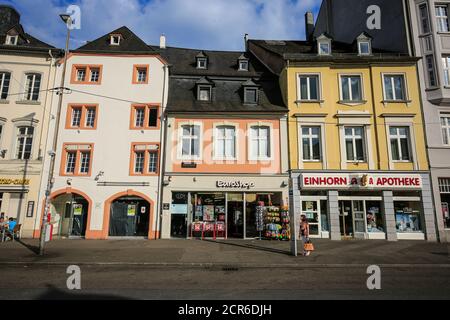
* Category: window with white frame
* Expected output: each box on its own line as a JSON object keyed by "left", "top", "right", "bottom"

{"left": 15, "top": 126, "right": 34, "bottom": 160}
{"left": 76, "top": 68, "right": 86, "bottom": 82}
{"left": 239, "top": 60, "right": 249, "bottom": 71}
{"left": 197, "top": 58, "right": 207, "bottom": 69}
{"left": 90, "top": 68, "right": 100, "bottom": 82}
{"left": 148, "top": 151, "right": 158, "bottom": 173}
{"left": 340, "top": 75, "right": 363, "bottom": 101}
{"left": 71, "top": 107, "right": 82, "bottom": 127}
{"left": 110, "top": 35, "right": 121, "bottom": 45}
{"left": 318, "top": 42, "right": 331, "bottom": 55}
{"left": 419, "top": 3, "right": 431, "bottom": 34}
{"left": 132, "top": 144, "right": 159, "bottom": 175}
{"left": 5, "top": 35, "right": 18, "bottom": 45}
{"left": 436, "top": 5, "right": 449, "bottom": 32}
{"left": 63, "top": 145, "right": 93, "bottom": 175}
{"left": 134, "top": 151, "right": 145, "bottom": 174}
{"left": 250, "top": 126, "right": 271, "bottom": 160}
{"left": 137, "top": 68, "right": 147, "bottom": 83}
{"left": 443, "top": 56, "right": 450, "bottom": 86}
{"left": 65, "top": 152, "right": 76, "bottom": 174}
{"left": 383, "top": 74, "right": 406, "bottom": 101}
{"left": 344, "top": 127, "right": 365, "bottom": 161}
{"left": 441, "top": 115, "right": 450, "bottom": 145}
{"left": 424, "top": 36, "right": 433, "bottom": 52}
{"left": 85, "top": 107, "right": 96, "bottom": 128}
{"left": 389, "top": 127, "right": 411, "bottom": 161}
{"left": 215, "top": 125, "right": 236, "bottom": 159}
{"left": 79, "top": 151, "right": 91, "bottom": 174}
{"left": 0, "top": 72, "right": 11, "bottom": 100}
{"left": 198, "top": 86, "right": 211, "bottom": 101}
{"left": 426, "top": 55, "right": 437, "bottom": 87}
{"left": 299, "top": 74, "right": 320, "bottom": 101}
{"left": 24, "top": 73, "right": 41, "bottom": 101}
{"left": 358, "top": 41, "right": 371, "bottom": 55}
{"left": 301, "top": 126, "right": 321, "bottom": 161}
{"left": 181, "top": 125, "right": 201, "bottom": 158}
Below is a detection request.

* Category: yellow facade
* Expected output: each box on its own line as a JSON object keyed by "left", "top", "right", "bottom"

{"left": 281, "top": 63, "right": 429, "bottom": 172}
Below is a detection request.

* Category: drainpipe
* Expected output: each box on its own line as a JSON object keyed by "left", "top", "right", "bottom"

{"left": 156, "top": 63, "right": 169, "bottom": 239}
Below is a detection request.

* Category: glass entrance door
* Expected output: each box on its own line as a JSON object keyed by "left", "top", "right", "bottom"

{"left": 301, "top": 201, "right": 321, "bottom": 238}
{"left": 227, "top": 193, "right": 244, "bottom": 238}
{"left": 339, "top": 201, "right": 353, "bottom": 237}
{"left": 171, "top": 192, "right": 188, "bottom": 238}
{"left": 352, "top": 200, "right": 366, "bottom": 239}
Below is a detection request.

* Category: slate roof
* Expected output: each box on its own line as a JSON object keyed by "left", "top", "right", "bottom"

{"left": 0, "top": 5, "right": 57, "bottom": 53}
{"left": 75, "top": 26, "right": 155, "bottom": 54}
{"left": 153, "top": 46, "right": 286, "bottom": 114}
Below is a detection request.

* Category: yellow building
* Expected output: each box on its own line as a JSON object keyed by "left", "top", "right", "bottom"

{"left": 249, "top": 32, "right": 437, "bottom": 242}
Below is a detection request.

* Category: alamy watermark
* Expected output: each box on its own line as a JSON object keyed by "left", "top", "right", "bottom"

{"left": 66, "top": 265, "right": 81, "bottom": 290}
{"left": 66, "top": 5, "right": 81, "bottom": 30}
{"left": 366, "top": 265, "right": 381, "bottom": 290}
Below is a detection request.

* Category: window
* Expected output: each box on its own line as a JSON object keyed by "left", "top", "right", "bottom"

{"left": 133, "top": 65, "right": 149, "bottom": 84}
{"left": 358, "top": 41, "right": 371, "bottom": 55}
{"left": 419, "top": 4, "right": 431, "bottom": 34}
{"left": 197, "top": 58, "right": 207, "bottom": 69}
{"left": 383, "top": 74, "right": 406, "bottom": 101}
{"left": 244, "top": 88, "right": 258, "bottom": 104}
{"left": 67, "top": 105, "right": 98, "bottom": 129}
{"left": 131, "top": 143, "right": 159, "bottom": 175}
{"left": 180, "top": 125, "right": 201, "bottom": 158}
{"left": 24, "top": 73, "right": 41, "bottom": 101}
{"left": 239, "top": 60, "right": 249, "bottom": 71}
{"left": 72, "top": 65, "right": 102, "bottom": 84}
{"left": 61, "top": 144, "right": 93, "bottom": 176}
{"left": 441, "top": 115, "right": 450, "bottom": 145}
{"left": 131, "top": 105, "right": 159, "bottom": 129}
{"left": 0, "top": 72, "right": 11, "bottom": 100}
{"left": 390, "top": 127, "right": 411, "bottom": 161}
{"left": 426, "top": 55, "right": 437, "bottom": 87}
{"left": 436, "top": 5, "right": 449, "bottom": 32}
{"left": 319, "top": 42, "right": 331, "bottom": 55}
{"left": 250, "top": 126, "right": 271, "bottom": 160}
{"left": 299, "top": 75, "right": 320, "bottom": 101}
{"left": 198, "top": 86, "right": 211, "bottom": 101}
{"left": 5, "top": 35, "right": 18, "bottom": 45}
{"left": 15, "top": 126, "right": 34, "bottom": 160}
{"left": 215, "top": 126, "right": 236, "bottom": 159}
{"left": 395, "top": 201, "right": 423, "bottom": 233}
{"left": 344, "top": 127, "right": 365, "bottom": 161}
{"left": 424, "top": 36, "right": 433, "bottom": 52}
{"left": 340, "top": 75, "right": 363, "bottom": 101}
{"left": 443, "top": 57, "right": 450, "bottom": 86}
{"left": 90, "top": 68, "right": 100, "bottom": 83}
{"left": 110, "top": 35, "right": 121, "bottom": 45}
{"left": 302, "top": 126, "right": 321, "bottom": 161}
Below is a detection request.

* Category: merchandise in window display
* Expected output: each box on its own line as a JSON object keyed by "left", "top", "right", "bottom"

{"left": 395, "top": 208, "right": 421, "bottom": 233}
{"left": 263, "top": 206, "right": 290, "bottom": 240}
{"left": 366, "top": 207, "right": 384, "bottom": 233}
{"left": 255, "top": 201, "right": 266, "bottom": 240}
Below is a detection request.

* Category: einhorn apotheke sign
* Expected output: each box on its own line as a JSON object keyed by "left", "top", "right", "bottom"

{"left": 216, "top": 180, "right": 255, "bottom": 190}
{"left": 300, "top": 173, "right": 423, "bottom": 190}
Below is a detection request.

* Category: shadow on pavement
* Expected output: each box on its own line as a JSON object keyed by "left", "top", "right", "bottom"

{"left": 17, "top": 239, "right": 40, "bottom": 255}
{"left": 37, "top": 285, "right": 131, "bottom": 300}
{"left": 203, "top": 239, "right": 292, "bottom": 256}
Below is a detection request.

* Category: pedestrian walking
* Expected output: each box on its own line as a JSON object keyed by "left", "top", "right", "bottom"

{"left": 300, "top": 214, "right": 314, "bottom": 256}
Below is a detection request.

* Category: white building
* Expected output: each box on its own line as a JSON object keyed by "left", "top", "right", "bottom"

{"left": 36, "top": 27, "right": 168, "bottom": 239}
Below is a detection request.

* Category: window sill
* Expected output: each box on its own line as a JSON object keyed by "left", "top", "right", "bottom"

{"left": 213, "top": 158, "right": 238, "bottom": 162}
{"left": 0, "top": 99, "right": 9, "bottom": 104}
{"left": 346, "top": 161, "right": 367, "bottom": 164}
{"left": 16, "top": 100, "right": 41, "bottom": 105}
{"left": 338, "top": 100, "right": 367, "bottom": 106}
{"left": 437, "top": 31, "right": 450, "bottom": 35}
{"left": 426, "top": 86, "right": 441, "bottom": 91}
{"left": 295, "top": 100, "right": 324, "bottom": 104}
{"left": 392, "top": 160, "right": 413, "bottom": 163}
{"left": 303, "top": 160, "right": 322, "bottom": 163}
{"left": 249, "top": 158, "right": 273, "bottom": 162}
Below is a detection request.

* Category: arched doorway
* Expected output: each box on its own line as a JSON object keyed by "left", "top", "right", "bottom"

{"left": 105, "top": 191, "right": 154, "bottom": 238}
{"left": 48, "top": 189, "right": 92, "bottom": 238}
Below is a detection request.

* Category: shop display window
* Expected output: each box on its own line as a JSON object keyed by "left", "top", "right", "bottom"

{"left": 441, "top": 195, "right": 450, "bottom": 229}
{"left": 394, "top": 201, "right": 423, "bottom": 233}
{"left": 320, "top": 200, "right": 329, "bottom": 232}
{"left": 366, "top": 201, "right": 384, "bottom": 233}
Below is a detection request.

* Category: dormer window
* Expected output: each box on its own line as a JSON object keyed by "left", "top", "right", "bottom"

{"left": 198, "top": 86, "right": 211, "bottom": 101}
{"left": 357, "top": 33, "right": 372, "bottom": 56}
{"left": 242, "top": 79, "right": 259, "bottom": 105}
{"left": 238, "top": 54, "right": 249, "bottom": 71}
{"left": 110, "top": 34, "right": 121, "bottom": 46}
{"left": 196, "top": 51, "right": 208, "bottom": 69}
{"left": 317, "top": 34, "right": 332, "bottom": 56}
{"left": 197, "top": 58, "right": 207, "bottom": 69}
{"left": 5, "top": 35, "right": 18, "bottom": 45}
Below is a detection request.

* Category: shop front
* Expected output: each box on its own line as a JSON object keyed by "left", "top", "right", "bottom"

{"left": 292, "top": 172, "right": 436, "bottom": 241}
{"left": 161, "top": 175, "right": 290, "bottom": 240}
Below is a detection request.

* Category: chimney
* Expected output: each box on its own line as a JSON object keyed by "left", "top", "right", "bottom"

{"left": 160, "top": 34, "right": 166, "bottom": 49}
{"left": 305, "top": 12, "right": 315, "bottom": 41}
{"left": 244, "top": 33, "right": 249, "bottom": 51}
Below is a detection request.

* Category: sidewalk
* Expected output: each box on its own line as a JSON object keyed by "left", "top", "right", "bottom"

{"left": 0, "top": 239, "right": 448, "bottom": 267}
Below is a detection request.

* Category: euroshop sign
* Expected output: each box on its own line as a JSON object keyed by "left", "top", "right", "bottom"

{"left": 300, "top": 173, "right": 423, "bottom": 190}
{"left": 216, "top": 180, "right": 255, "bottom": 190}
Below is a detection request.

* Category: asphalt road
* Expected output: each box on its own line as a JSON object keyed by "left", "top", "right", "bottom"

{"left": 1, "top": 264, "right": 449, "bottom": 300}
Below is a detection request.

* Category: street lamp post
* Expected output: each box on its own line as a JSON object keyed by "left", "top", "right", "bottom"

{"left": 39, "top": 14, "right": 72, "bottom": 256}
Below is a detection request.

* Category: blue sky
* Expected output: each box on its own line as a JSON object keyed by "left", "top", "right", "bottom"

{"left": 3, "top": 0, "right": 322, "bottom": 51}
